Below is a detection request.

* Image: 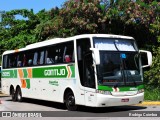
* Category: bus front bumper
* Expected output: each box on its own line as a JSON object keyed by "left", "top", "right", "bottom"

{"left": 96, "top": 92, "right": 144, "bottom": 107}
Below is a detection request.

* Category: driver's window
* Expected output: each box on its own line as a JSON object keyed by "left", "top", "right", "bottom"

{"left": 84, "top": 53, "right": 95, "bottom": 88}
{"left": 77, "top": 38, "right": 96, "bottom": 88}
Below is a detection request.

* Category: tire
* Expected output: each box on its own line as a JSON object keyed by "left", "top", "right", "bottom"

{"left": 11, "top": 89, "right": 16, "bottom": 101}
{"left": 16, "top": 88, "right": 23, "bottom": 102}
{"left": 65, "top": 91, "right": 78, "bottom": 111}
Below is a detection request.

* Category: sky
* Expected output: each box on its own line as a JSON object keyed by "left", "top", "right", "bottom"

{"left": 0, "top": 0, "right": 67, "bottom": 13}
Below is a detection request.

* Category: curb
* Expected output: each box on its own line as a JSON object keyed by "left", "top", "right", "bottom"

{"left": 0, "top": 93, "right": 10, "bottom": 97}
{"left": 137, "top": 101, "right": 160, "bottom": 106}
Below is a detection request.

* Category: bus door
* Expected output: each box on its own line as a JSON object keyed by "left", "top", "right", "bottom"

{"left": 77, "top": 38, "right": 96, "bottom": 106}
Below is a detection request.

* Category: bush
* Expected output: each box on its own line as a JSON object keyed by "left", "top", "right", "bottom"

{"left": 144, "top": 88, "right": 160, "bottom": 101}
{"left": 144, "top": 45, "right": 160, "bottom": 90}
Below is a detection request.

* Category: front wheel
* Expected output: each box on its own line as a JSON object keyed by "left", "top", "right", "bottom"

{"left": 15, "top": 88, "right": 23, "bottom": 102}
{"left": 65, "top": 92, "right": 78, "bottom": 111}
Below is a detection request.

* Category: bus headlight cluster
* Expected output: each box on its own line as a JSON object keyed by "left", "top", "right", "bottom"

{"left": 96, "top": 90, "right": 111, "bottom": 95}
{"left": 137, "top": 89, "right": 144, "bottom": 94}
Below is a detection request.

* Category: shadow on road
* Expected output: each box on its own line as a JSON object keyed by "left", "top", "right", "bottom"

{"left": 6, "top": 97, "right": 66, "bottom": 110}
{"left": 5, "top": 96, "right": 147, "bottom": 113}
{"left": 78, "top": 105, "right": 147, "bottom": 113}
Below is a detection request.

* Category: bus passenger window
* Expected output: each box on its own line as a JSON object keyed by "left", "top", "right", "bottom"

{"left": 63, "top": 42, "right": 74, "bottom": 63}
{"left": 33, "top": 52, "right": 38, "bottom": 65}
{"left": 40, "top": 51, "right": 45, "bottom": 65}
{"left": 23, "top": 54, "right": 27, "bottom": 66}
{"left": 45, "top": 47, "right": 55, "bottom": 64}
{"left": 65, "top": 55, "right": 71, "bottom": 63}
{"left": 46, "top": 58, "right": 54, "bottom": 64}
{"left": 28, "top": 59, "right": 32, "bottom": 66}
{"left": 55, "top": 56, "right": 58, "bottom": 63}
{"left": 17, "top": 61, "right": 22, "bottom": 67}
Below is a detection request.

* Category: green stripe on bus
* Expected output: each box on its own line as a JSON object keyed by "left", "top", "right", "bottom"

{"left": 1, "top": 65, "right": 75, "bottom": 79}
{"left": 98, "top": 85, "right": 113, "bottom": 91}
{"left": 98, "top": 85, "right": 144, "bottom": 91}
{"left": 32, "top": 66, "right": 68, "bottom": 78}
{"left": 23, "top": 69, "right": 28, "bottom": 78}
{"left": 26, "top": 79, "right": 30, "bottom": 89}
{"left": 13, "top": 70, "right": 17, "bottom": 78}
{"left": 70, "top": 66, "right": 75, "bottom": 78}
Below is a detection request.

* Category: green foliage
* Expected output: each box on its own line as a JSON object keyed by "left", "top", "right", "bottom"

{"left": 58, "top": 0, "right": 103, "bottom": 36}
{"left": 144, "top": 45, "right": 160, "bottom": 89}
{"left": 0, "top": 9, "right": 38, "bottom": 55}
{"left": 144, "top": 88, "right": 160, "bottom": 101}
{"left": 144, "top": 15, "right": 160, "bottom": 91}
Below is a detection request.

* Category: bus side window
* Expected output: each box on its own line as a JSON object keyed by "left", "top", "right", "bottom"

{"left": 63, "top": 42, "right": 74, "bottom": 63}
{"left": 28, "top": 59, "right": 33, "bottom": 66}
{"left": 65, "top": 55, "right": 71, "bottom": 63}
{"left": 12, "top": 56, "right": 17, "bottom": 67}
{"left": 40, "top": 51, "right": 45, "bottom": 65}
{"left": 33, "top": 52, "right": 38, "bottom": 65}
{"left": 45, "top": 48, "right": 55, "bottom": 64}
{"left": 3, "top": 55, "right": 8, "bottom": 69}
{"left": 17, "top": 61, "right": 22, "bottom": 67}
{"left": 17, "top": 54, "right": 23, "bottom": 67}
{"left": 26, "top": 50, "right": 34, "bottom": 66}
{"left": 64, "top": 46, "right": 72, "bottom": 63}
{"left": 8, "top": 56, "right": 12, "bottom": 68}
{"left": 57, "top": 46, "right": 64, "bottom": 63}
{"left": 23, "top": 54, "right": 27, "bottom": 66}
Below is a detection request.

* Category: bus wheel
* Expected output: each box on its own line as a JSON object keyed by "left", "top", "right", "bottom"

{"left": 11, "top": 89, "right": 16, "bottom": 101}
{"left": 65, "top": 91, "right": 78, "bottom": 111}
{"left": 16, "top": 88, "right": 22, "bottom": 102}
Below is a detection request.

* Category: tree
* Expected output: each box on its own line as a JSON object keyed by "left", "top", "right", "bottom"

{"left": 0, "top": 9, "right": 39, "bottom": 54}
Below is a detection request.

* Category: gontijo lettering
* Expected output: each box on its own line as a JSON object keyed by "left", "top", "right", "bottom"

{"left": 44, "top": 69, "right": 66, "bottom": 76}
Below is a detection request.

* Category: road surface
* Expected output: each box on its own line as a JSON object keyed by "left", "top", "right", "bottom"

{"left": 0, "top": 96, "right": 160, "bottom": 120}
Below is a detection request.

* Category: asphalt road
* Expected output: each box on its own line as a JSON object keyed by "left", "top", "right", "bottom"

{"left": 0, "top": 96, "right": 160, "bottom": 120}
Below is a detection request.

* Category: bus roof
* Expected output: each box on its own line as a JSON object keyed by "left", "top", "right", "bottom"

{"left": 2, "top": 34, "right": 134, "bottom": 55}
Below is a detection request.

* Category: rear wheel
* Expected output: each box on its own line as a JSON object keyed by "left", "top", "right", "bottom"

{"left": 16, "top": 88, "right": 23, "bottom": 102}
{"left": 65, "top": 91, "right": 78, "bottom": 111}
{"left": 11, "top": 88, "right": 16, "bottom": 101}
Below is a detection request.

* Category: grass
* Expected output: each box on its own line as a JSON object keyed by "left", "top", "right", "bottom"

{"left": 144, "top": 88, "right": 160, "bottom": 101}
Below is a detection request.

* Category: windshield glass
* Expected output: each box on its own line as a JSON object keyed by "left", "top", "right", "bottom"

{"left": 94, "top": 37, "right": 142, "bottom": 86}
{"left": 94, "top": 38, "right": 137, "bottom": 51}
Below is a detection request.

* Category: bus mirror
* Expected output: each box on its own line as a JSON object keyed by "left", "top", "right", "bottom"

{"left": 90, "top": 48, "right": 100, "bottom": 65}
{"left": 139, "top": 50, "right": 152, "bottom": 68}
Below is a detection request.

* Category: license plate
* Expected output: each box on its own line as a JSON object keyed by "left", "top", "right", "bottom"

{"left": 121, "top": 98, "right": 129, "bottom": 102}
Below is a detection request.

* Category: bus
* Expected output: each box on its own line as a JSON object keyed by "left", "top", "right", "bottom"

{"left": 1, "top": 34, "right": 152, "bottom": 111}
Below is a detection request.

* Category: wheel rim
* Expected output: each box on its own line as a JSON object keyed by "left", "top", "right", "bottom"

{"left": 16, "top": 89, "right": 22, "bottom": 101}
{"left": 66, "top": 93, "right": 77, "bottom": 110}
{"left": 17, "top": 91, "right": 21, "bottom": 100}
{"left": 67, "top": 95, "right": 75, "bottom": 106}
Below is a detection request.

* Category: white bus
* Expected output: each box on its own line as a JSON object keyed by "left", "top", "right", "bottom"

{"left": 1, "top": 34, "right": 152, "bottom": 110}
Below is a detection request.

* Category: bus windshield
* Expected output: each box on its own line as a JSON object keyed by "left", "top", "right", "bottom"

{"left": 93, "top": 37, "right": 142, "bottom": 86}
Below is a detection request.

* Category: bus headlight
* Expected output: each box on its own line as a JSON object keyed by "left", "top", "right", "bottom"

{"left": 96, "top": 90, "right": 111, "bottom": 95}
{"left": 137, "top": 89, "right": 144, "bottom": 94}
